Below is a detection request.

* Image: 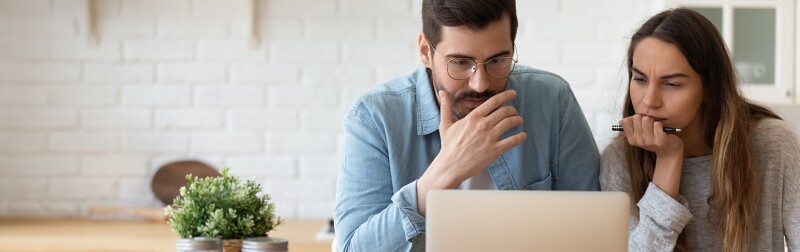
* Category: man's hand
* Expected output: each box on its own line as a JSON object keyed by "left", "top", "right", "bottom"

{"left": 416, "top": 89, "right": 526, "bottom": 216}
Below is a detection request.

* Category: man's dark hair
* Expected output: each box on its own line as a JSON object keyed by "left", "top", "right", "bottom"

{"left": 422, "top": 0, "right": 518, "bottom": 48}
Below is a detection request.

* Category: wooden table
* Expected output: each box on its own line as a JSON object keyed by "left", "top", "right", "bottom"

{"left": 0, "top": 218, "right": 332, "bottom": 252}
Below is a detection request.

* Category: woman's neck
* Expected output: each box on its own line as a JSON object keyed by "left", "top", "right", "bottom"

{"left": 679, "top": 121, "right": 712, "bottom": 158}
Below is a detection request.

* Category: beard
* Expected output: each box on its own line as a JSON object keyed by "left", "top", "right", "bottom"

{"left": 429, "top": 68, "right": 500, "bottom": 120}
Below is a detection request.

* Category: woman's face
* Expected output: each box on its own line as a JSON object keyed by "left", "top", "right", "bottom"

{"left": 629, "top": 37, "right": 705, "bottom": 133}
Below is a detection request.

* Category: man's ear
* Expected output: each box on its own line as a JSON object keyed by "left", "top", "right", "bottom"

{"left": 418, "top": 33, "right": 432, "bottom": 68}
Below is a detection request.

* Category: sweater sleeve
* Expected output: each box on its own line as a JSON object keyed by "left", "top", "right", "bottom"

{"left": 600, "top": 140, "right": 693, "bottom": 252}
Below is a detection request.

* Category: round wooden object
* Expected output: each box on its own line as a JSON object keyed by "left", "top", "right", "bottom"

{"left": 151, "top": 160, "right": 221, "bottom": 206}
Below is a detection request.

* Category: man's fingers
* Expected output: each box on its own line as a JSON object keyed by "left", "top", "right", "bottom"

{"left": 470, "top": 90, "right": 517, "bottom": 118}
{"left": 486, "top": 106, "right": 519, "bottom": 127}
{"left": 439, "top": 90, "right": 455, "bottom": 127}
{"left": 492, "top": 115, "right": 523, "bottom": 137}
{"left": 496, "top": 132, "right": 526, "bottom": 153}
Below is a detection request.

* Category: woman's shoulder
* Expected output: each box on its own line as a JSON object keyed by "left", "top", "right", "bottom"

{"left": 751, "top": 118, "right": 800, "bottom": 174}
{"left": 599, "top": 137, "right": 631, "bottom": 191}
{"left": 600, "top": 137, "right": 627, "bottom": 161}
{"left": 752, "top": 118, "right": 800, "bottom": 150}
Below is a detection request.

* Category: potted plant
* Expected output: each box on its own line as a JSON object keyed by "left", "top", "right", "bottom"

{"left": 165, "top": 167, "right": 282, "bottom": 252}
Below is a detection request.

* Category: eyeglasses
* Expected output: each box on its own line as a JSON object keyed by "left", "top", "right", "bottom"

{"left": 429, "top": 44, "right": 518, "bottom": 80}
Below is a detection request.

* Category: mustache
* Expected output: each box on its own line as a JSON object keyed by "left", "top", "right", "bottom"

{"left": 454, "top": 90, "right": 497, "bottom": 101}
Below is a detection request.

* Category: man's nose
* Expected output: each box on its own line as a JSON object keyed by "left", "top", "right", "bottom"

{"left": 468, "top": 64, "right": 490, "bottom": 93}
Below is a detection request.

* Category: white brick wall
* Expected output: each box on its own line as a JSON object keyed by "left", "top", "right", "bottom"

{"left": 50, "top": 132, "right": 119, "bottom": 152}
{"left": 0, "top": 63, "right": 81, "bottom": 82}
{"left": 0, "top": 86, "right": 48, "bottom": 106}
{"left": 49, "top": 40, "right": 122, "bottom": 61}
{"left": 49, "top": 178, "right": 118, "bottom": 200}
{"left": 119, "top": 178, "right": 156, "bottom": 203}
{"left": 120, "top": 0, "right": 191, "bottom": 17}
{"left": 122, "top": 86, "right": 191, "bottom": 106}
{"left": 99, "top": 18, "right": 156, "bottom": 39}
{"left": 194, "top": 86, "right": 265, "bottom": 107}
{"left": 0, "top": 132, "right": 47, "bottom": 152}
{"left": 157, "top": 64, "right": 227, "bottom": 83}
{"left": 10, "top": 155, "right": 80, "bottom": 176}
{"left": 192, "top": 132, "right": 263, "bottom": 153}
{"left": 230, "top": 64, "right": 300, "bottom": 85}
{"left": 0, "top": 178, "right": 48, "bottom": 200}
{"left": 50, "top": 86, "right": 118, "bottom": 107}
{"left": 124, "top": 40, "right": 194, "bottom": 61}
{"left": 85, "top": 64, "right": 154, "bottom": 83}
{"left": 0, "top": 39, "right": 47, "bottom": 60}
{"left": 82, "top": 109, "right": 152, "bottom": 129}
{"left": 154, "top": 109, "right": 224, "bottom": 129}
{"left": 198, "top": 40, "right": 268, "bottom": 61}
{"left": 13, "top": 109, "right": 80, "bottom": 129}
{"left": 121, "top": 132, "right": 189, "bottom": 152}
{"left": 2, "top": 0, "right": 797, "bottom": 221}
{"left": 0, "top": 0, "right": 49, "bottom": 17}
{"left": 81, "top": 156, "right": 149, "bottom": 177}
{"left": 227, "top": 109, "right": 299, "bottom": 131}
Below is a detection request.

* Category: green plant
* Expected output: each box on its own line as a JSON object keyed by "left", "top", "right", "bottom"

{"left": 164, "top": 167, "right": 282, "bottom": 239}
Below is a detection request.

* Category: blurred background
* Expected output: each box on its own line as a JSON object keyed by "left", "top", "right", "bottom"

{"left": 0, "top": 0, "right": 797, "bottom": 222}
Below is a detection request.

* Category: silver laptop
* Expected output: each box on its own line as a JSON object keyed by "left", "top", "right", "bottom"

{"left": 426, "top": 190, "right": 630, "bottom": 252}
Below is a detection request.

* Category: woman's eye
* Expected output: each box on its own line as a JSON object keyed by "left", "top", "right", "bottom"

{"left": 633, "top": 77, "right": 646, "bottom": 84}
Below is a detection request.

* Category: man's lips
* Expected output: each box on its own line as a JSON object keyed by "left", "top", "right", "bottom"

{"left": 461, "top": 98, "right": 488, "bottom": 108}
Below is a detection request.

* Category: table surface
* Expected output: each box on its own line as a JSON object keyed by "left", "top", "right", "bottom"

{"left": 0, "top": 218, "right": 333, "bottom": 252}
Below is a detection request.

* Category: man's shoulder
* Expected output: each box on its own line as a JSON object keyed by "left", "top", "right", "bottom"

{"left": 509, "top": 66, "right": 571, "bottom": 87}
{"left": 346, "top": 68, "right": 423, "bottom": 120}
{"left": 507, "top": 65, "right": 577, "bottom": 112}
{"left": 355, "top": 72, "right": 420, "bottom": 106}
{"left": 507, "top": 65, "right": 572, "bottom": 96}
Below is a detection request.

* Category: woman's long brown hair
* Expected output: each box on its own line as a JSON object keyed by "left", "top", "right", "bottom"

{"left": 622, "top": 8, "right": 780, "bottom": 252}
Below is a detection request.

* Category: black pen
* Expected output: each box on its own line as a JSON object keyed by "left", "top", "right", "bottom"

{"left": 611, "top": 125, "right": 682, "bottom": 133}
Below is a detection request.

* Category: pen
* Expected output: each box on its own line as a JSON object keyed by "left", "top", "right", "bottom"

{"left": 611, "top": 125, "right": 682, "bottom": 133}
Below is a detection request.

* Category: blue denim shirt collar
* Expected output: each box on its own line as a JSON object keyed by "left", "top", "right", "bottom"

{"left": 414, "top": 68, "right": 441, "bottom": 136}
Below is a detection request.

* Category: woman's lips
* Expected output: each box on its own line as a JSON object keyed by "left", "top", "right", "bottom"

{"left": 640, "top": 114, "right": 667, "bottom": 121}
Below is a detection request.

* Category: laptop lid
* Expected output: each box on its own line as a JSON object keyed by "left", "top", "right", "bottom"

{"left": 426, "top": 190, "right": 630, "bottom": 252}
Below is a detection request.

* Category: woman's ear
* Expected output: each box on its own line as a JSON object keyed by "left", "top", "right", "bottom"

{"left": 418, "top": 33, "right": 432, "bottom": 68}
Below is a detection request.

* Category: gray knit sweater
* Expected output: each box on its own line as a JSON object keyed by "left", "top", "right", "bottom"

{"left": 600, "top": 118, "right": 800, "bottom": 251}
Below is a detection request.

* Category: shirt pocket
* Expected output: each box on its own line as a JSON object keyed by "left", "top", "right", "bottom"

{"left": 523, "top": 172, "right": 552, "bottom": 190}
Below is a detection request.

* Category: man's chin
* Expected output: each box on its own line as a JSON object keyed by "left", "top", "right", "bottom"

{"left": 453, "top": 107, "right": 474, "bottom": 120}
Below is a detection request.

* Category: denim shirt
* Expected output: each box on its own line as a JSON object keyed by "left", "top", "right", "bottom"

{"left": 334, "top": 66, "right": 600, "bottom": 252}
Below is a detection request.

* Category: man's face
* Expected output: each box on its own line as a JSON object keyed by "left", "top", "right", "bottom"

{"left": 420, "top": 16, "right": 515, "bottom": 120}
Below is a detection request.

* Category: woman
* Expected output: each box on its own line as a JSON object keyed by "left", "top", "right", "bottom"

{"left": 600, "top": 8, "right": 800, "bottom": 252}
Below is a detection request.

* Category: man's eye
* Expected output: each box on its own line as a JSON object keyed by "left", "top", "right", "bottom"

{"left": 451, "top": 59, "right": 471, "bottom": 66}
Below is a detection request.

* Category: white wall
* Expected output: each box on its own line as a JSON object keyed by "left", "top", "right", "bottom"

{"left": 0, "top": 0, "right": 796, "bottom": 220}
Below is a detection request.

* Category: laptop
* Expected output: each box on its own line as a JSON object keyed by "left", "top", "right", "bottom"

{"left": 426, "top": 190, "right": 630, "bottom": 252}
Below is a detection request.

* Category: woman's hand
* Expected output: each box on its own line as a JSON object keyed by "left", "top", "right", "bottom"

{"left": 619, "top": 114, "right": 683, "bottom": 157}
{"left": 619, "top": 114, "right": 685, "bottom": 199}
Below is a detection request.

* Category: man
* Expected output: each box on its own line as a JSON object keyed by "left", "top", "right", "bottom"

{"left": 334, "top": 0, "right": 599, "bottom": 251}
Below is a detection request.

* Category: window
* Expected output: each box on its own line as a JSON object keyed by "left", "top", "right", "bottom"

{"left": 666, "top": 0, "right": 796, "bottom": 104}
